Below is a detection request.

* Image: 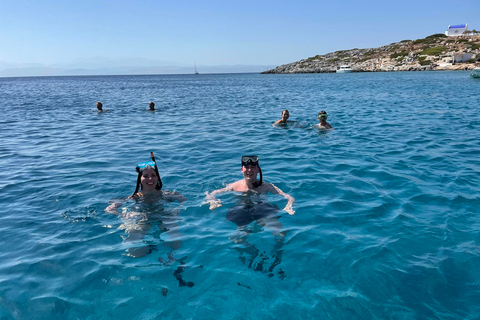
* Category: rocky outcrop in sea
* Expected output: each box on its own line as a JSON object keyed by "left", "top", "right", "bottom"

{"left": 262, "top": 34, "right": 480, "bottom": 74}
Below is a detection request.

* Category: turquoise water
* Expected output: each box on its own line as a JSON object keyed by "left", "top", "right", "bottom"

{"left": 1, "top": 72, "right": 480, "bottom": 319}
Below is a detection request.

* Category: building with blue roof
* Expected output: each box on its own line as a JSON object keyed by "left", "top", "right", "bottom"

{"left": 445, "top": 24, "right": 468, "bottom": 36}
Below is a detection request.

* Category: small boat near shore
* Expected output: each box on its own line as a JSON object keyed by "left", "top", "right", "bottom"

{"left": 471, "top": 67, "right": 480, "bottom": 78}
{"left": 336, "top": 65, "right": 352, "bottom": 73}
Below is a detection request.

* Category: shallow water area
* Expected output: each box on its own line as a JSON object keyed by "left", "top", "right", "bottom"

{"left": 1, "top": 71, "right": 480, "bottom": 319}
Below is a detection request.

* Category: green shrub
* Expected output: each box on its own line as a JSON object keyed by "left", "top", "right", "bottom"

{"left": 413, "top": 39, "right": 427, "bottom": 45}
{"left": 425, "top": 33, "right": 447, "bottom": 39}
{"left": 306, "top": 55, "right": 323, "bottom": 62}
{"left": 358, "top": 57, "right": 371, "bottom": 62}
{"left": 469, "top": 43, "right": 480, "bottom": 50}
{"left": 400, "top": 40, "right": 411, "bottom": 43}
{"left": 420, "top": 46, "right": 446, "bottom": 56}
{"left": 419, "top": 60, "right": 431, "bottom": 66}
{"left": 413, "top": 34, "right": 447, "bottom": 45}
{"left": 390, "top": 51, "right": 408, "bottom": 59}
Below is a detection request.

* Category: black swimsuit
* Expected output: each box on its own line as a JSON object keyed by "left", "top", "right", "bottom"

{"left": 226, "top": 194, "right": 279, "bottom": 227}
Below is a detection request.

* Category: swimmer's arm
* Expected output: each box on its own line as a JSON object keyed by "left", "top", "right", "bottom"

{"left": 163, "top": 190, "right": 187, "bottom": 203}
{"left": 273, "top": 119, "right": 282, "bottom": 126}
{"left": 205, "top": 185, "right": 234, "bottom": 210}
{"left": 268, "top": 184, "right": 295, "bottom": 215}
{"left": 105, "top": 197, "right": 129, "bottom": 214}
{"left": 206, "top": 185, "right": 234, "bottom": 199}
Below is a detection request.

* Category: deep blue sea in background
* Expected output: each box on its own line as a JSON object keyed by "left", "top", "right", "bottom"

{"left": 1, "top": 71, "right": 479, "bottom": 319}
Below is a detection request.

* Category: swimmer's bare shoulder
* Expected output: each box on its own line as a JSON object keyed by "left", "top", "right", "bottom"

{"left": 316, "top": 123, "right": 334, "bottom": 130}
{"left": 230, "top": 180, "right": 246, "bottom": 192}
{"left": 255, "top": 182, "right": 275, "bottom": 193}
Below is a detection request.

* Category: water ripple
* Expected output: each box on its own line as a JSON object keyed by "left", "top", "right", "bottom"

{"left": 1, "top": 72, "right": 480, "bottom": 319}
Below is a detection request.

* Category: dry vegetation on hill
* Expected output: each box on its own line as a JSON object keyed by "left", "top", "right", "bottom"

{"left": 262, "top": 33, "right": 480, "bottom": 74}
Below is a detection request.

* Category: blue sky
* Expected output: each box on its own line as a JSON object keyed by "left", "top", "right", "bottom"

{"left": 0, "top": 0, "right": 478, "bottom": 69}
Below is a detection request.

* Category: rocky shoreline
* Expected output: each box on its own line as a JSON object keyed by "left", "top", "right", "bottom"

{"left": 262, "top": 34, "right": 480, "bottom": 74}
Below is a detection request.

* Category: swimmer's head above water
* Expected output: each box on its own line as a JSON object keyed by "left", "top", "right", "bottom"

{"left": 149, "top": 101, "right": 155, "bottom": 111}
{"left": 318, "top": 111, "right": 327, "bottom": 121}
{"left": 241, "top": 155, "right": 262, "bottom": 187}
{"left": 96, "top": 101, "right": 103, "bottom": 111}
{"left": 132, "top": 152, "right": 163, "bottom": 196}
{"left": 316, "top": 110, "right": 333, "bottom": 130}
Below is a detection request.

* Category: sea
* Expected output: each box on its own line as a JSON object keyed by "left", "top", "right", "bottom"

{"left": 0, "top": 71, "right": 479, "bottom": 319}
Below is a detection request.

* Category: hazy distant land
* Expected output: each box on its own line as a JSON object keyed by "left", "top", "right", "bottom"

{"left": 0, "top": 58, "right": 276, "bottom": 77}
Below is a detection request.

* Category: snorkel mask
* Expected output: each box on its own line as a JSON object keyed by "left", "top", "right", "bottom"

{"left": 318, "top": 113, "right": 328, "bottom": 120}
{"left": 132, "top": 152, "right": 163, "bottom": 196}
{"left": 241, "top": 155, "right": 259, "bottom": 167}
{"left": 241, "top": 155, "right": 262, "bottom": 187}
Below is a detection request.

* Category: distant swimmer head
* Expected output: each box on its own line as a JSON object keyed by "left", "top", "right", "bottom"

{"left": 241, "top": 155, "right": 262, "bottom": 187}
{"left": 96, "top": 101, "right": 103, "bottom": 111}
{"left": 318, "top": 111, "right": 327, "bottom": 121}
{"left": 149, "top": 101, "right": 155, "bottom": 110}
{"left": 132, "top": 153, "right": 163, "bottom": 196}
{"left": 281, "top": 109, "right": 290, "bottom": 120}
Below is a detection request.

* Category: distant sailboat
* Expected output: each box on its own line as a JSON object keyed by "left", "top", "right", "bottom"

{"left": 194, "top": 62, "right": 199, "bottom": 75}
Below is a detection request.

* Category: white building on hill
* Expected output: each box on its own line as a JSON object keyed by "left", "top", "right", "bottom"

{"left": 445, "top": 24, "right": 468, "bottom": 36}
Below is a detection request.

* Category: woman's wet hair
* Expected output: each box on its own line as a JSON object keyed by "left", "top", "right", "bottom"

{"left": 132, "top": 164, "right": 163, "bottom": 196}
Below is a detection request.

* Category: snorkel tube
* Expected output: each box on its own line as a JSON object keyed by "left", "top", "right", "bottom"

{"left": 131, "top": 152, "right": 163, "bottom": 197}
{"left": 149, "top": 152, "right": 163, "bottom": 190}
{"left": 254, "top": 166, "right": 263, "bottom": 188}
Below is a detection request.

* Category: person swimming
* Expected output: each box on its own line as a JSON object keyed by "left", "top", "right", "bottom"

{"left": 206, "top": 155, "right": 295, "bottom": 216}
{"left": 106, "top": 152, "right": 185, "bottom": 214}
{"left": 105, "top": 153, "right": 193, "bottom": 286}
{"left": 316, "top": 110, "right": 333, "bottom": 130}
{"left": 148, "top": 101, "right": 155, "bottom": 111}
{"left": 206, "top": 155, "right": 293, "bottom": 277}
{"left": 105, "top": 153, "right": 185, "bottom": 253}
{"left": 273, "top": 109, "right": 295, "bottom": 126}
{"left": 95, "top": 101, "right": 111, "bottom": 113}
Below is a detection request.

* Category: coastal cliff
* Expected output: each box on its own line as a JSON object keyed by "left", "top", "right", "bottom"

{"left": 262, "top": 34, "right": 480, "bottom": 74}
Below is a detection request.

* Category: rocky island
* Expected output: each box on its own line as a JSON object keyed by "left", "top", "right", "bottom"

{"left": 262, "top": 33, "right": 480, "bottom": 74}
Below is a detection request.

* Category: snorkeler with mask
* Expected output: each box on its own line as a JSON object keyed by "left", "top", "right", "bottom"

{"left": 105, "top": 153, "right": 192, "bottom": 286}
{"left": 206, "top": 156, "right": 294, "bottom": 277}
{"left": 316, "top": 111, "right": 333, "bottom": 130}
{"left": 106, "top": 152, "right": 185, "bottom": 214}
{"left": 206, "top": 155, "right": 295, "bottom": 216}
{"left": 105, "top": 154, "right": 184, "bottom": 241}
